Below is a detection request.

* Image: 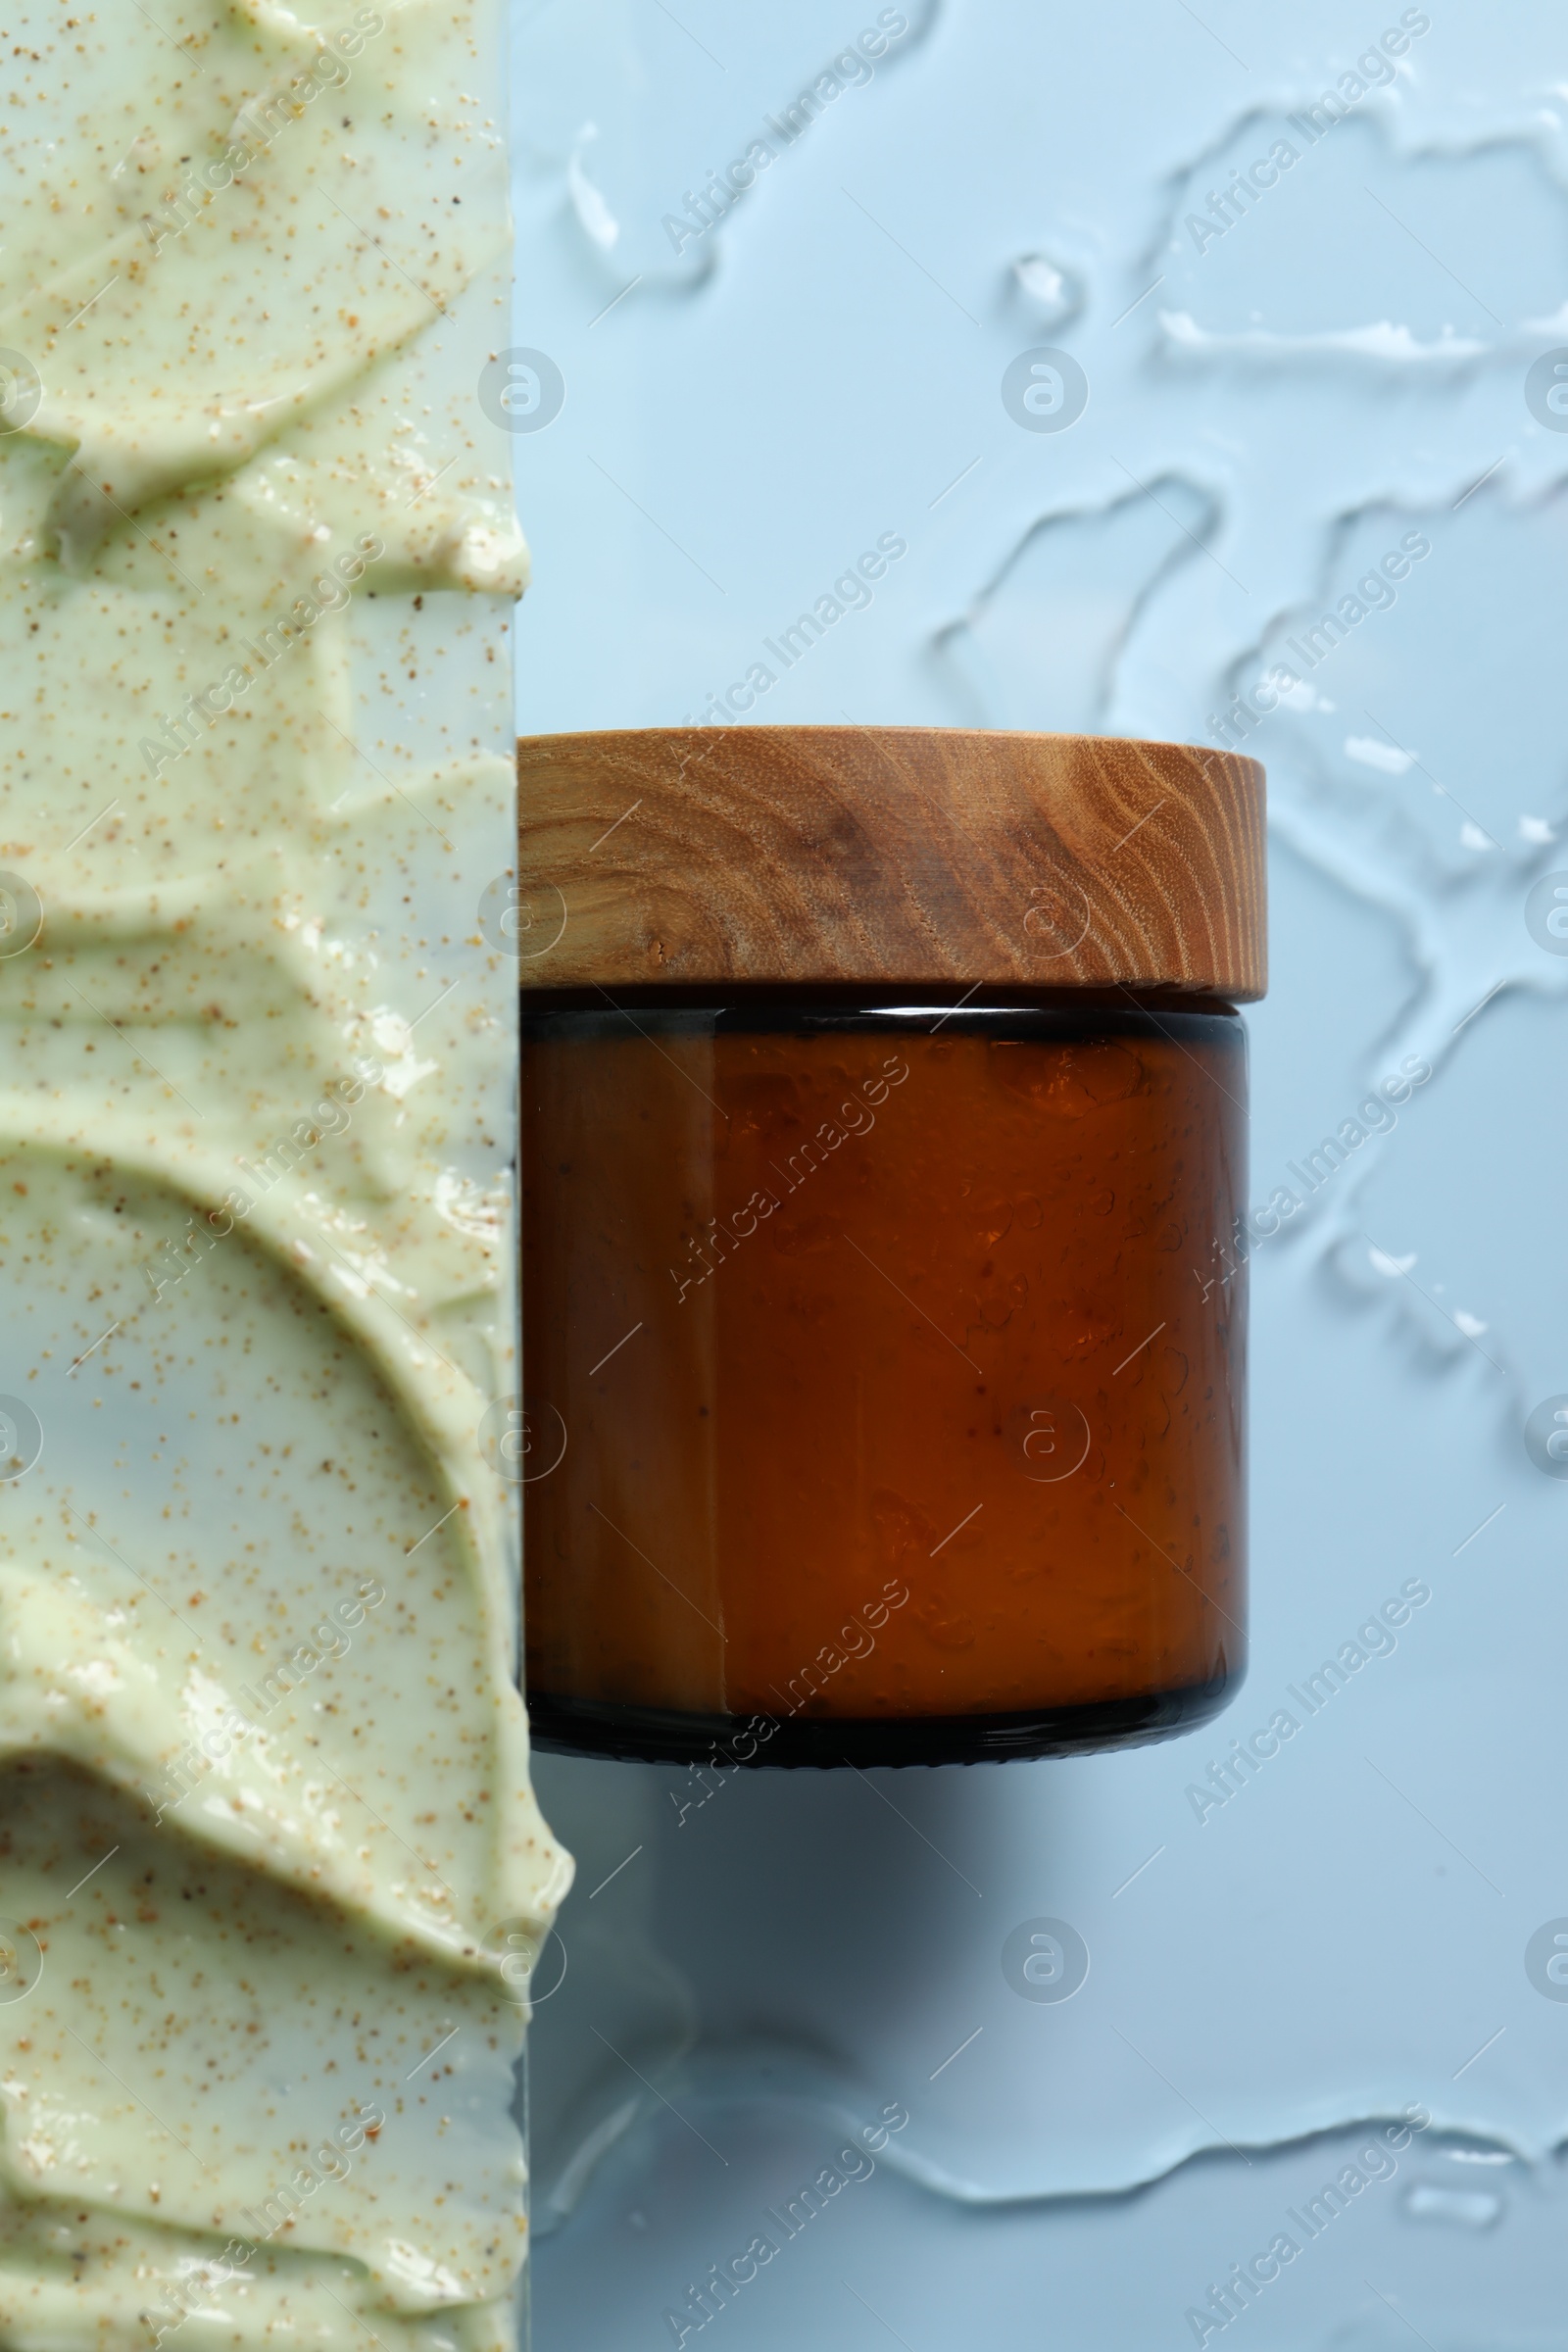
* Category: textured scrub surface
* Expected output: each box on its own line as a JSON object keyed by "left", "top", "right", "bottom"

{"left": 0, "top": 1, "right": 568, "bottom": 2343}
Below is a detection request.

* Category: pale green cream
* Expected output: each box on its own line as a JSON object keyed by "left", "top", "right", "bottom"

{"left": 0, "top": 1, "right": 569, "bottom": 2343}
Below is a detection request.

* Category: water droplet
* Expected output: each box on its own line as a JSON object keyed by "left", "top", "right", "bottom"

{"left": 1403, "top": 2183, "right": 1502, "bottom": 2229}
{"left": 1012, "top": 252, "right": 1082, "bottom": 329}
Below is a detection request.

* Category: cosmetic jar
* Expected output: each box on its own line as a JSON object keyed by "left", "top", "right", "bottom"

{"left": 518, "top": 727, "right": 1264, "bottom": 1766}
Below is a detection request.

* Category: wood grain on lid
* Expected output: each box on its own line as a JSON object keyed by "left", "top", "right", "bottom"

{"left": 515, "top": 725, "right": 1266, "bottom": 998}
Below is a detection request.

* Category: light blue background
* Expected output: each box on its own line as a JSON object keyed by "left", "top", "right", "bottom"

{"left": 511, "top": 4, "right": 1568, "bottom": 2343}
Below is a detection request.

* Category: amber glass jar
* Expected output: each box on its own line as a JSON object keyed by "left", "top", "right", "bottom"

{"left": 517, "top": 727, "right": 1265, "bottom": 1767}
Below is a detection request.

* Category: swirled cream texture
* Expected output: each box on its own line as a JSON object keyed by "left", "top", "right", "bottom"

{"left": 0, "top": 0, "right": 570, "bottom": 2343}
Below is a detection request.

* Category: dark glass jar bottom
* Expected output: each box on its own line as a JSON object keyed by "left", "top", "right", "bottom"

{"left": 522, "top": 996, "right": 1247, "bottom": 1762}
{"left": 527, "top": 1665, "right": 1238, "bottom": 1769}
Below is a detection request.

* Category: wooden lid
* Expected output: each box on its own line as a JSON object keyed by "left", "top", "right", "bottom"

{"left": 514, "top": 726, "right": 1265, "bottom": 999}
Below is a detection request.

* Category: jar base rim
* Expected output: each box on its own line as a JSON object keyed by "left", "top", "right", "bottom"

{"left": 526, "top": 1671, "right": 1239, "bottom": 1769}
